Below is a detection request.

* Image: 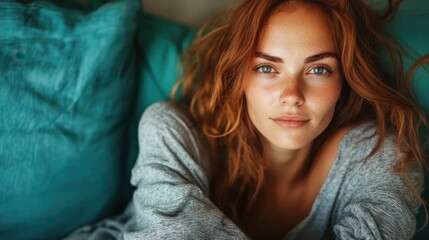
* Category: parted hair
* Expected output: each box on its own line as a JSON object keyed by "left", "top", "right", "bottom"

{"left": 173, "top": 0, "right": 429, "bottom": 223}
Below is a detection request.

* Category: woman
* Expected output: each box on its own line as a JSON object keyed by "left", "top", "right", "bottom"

{"left": 126, "top": 0, "right": 428, "bottom": 239}
{"left": 66, "top": 0, "right": 428, "bottom": 239}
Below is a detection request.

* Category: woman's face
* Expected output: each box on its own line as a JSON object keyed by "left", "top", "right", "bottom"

{"left": 244, "top": 5, "right": 342, "bottom": 151}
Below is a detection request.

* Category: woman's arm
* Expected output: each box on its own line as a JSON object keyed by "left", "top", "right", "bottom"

{"left": 123, "top": 102, "right": 248, "bottom": 240}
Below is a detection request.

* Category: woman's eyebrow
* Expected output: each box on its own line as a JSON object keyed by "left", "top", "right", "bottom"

{"left": 255, "top": 51, "right": 338, "bottom": 64}
{"left": 255, "top": 51, "right": 283, "bottom": 63}
{"left": 304, "top": 52, "right": 339, "bottom": 63}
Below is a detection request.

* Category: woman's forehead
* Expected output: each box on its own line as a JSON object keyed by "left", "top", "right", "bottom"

{"left": 256, "top": 5, "right": 336, "bottom": 57}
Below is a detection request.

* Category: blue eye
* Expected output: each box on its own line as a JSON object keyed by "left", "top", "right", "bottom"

{"left": 256, "top": 65, "right": 275, "bottom": 74}
{"left": 308, "top": 67, "right": 329, "bottom": 75}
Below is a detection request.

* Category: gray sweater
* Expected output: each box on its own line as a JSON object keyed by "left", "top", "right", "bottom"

{"left": 65, "top": 102, "right": 424, "bottom": 240}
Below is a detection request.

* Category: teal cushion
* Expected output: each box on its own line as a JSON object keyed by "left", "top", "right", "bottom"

{"left": 0, "top": 0, "right": 140, "bottom": 239}
{"left": 120, "top": 12, "right": 196, "bottom": 204}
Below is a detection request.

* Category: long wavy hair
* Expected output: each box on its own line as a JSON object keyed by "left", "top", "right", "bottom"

{"left": 173, "top": 0, "right": 429, "bottom": 223}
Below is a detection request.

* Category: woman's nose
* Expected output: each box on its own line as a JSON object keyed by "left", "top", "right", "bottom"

{"left": 279, "top": 78, "right": 305, "bottom": 106}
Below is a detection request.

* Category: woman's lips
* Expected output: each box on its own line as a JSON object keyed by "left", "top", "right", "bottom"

{"left": 271, "top": 116, "right": 310, "bottom": 128}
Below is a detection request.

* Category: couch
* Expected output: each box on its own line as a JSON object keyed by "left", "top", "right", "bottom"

{"left": 0, "top": 0, "right": 428, "bottom": 239}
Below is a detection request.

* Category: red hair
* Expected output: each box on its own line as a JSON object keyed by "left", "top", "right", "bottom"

{"left": 174, "top": 0, "right": 429, "bottom": 223}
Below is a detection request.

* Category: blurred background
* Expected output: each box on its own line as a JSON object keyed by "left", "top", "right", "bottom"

{"left": 142, "top": 0, "right": 242, "bottom": 26}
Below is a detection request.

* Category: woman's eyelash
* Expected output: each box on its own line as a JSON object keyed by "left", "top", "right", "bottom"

{"left": 308, "top": 66, "right": 332, "bottom": 75}
{"left": 252, "top": 64, "right": 333, "bottom": 76}
{"left": 254, "top": 64, "right": 276, "bottom": 74}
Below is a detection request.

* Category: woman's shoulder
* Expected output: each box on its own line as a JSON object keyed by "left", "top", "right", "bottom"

{"left": 315, "top": 122, "right": 401, "bottom": 183}
{"left": 339, "top": 121, "right": 398, "bottom": 163}
{"left": 333, "top": 121, "right": 424, "bottom": 184}
{"left": 139, "top": 102, "right": 196, "bottom": 132}
{"left": 137, "top": 101, "right": 212, "bottom": 173}
{"left": 141, "top": 101, "right": 193, "bottom": 123}
{"left": 323, "top": 122, "right": 423, "bottom": 207}
{"left": 137, "top": 102, "right": 205, "bottom": 149}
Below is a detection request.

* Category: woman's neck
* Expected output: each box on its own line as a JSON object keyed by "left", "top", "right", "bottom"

{"left": 262, "top": 140, "right": 313, "bottom": 186}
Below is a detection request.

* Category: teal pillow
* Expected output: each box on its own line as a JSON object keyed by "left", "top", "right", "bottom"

{"left": 0, "top": 0, "right": 140, "bottom": 239}
{"left": 120, "top": 12, "right": 196, "bottom": 205}
{"left": 136, "top": 12, "right": 196, "bottom": 110}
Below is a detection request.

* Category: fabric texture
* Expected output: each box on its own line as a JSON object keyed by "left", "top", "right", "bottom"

{"left": 0, "top": 1, "right": 140, "bottom": 239}
{"left": 65, "top": 102, "right": 424, "bottom": 240}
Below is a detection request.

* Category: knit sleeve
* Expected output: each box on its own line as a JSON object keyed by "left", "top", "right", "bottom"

{"left": 123, "top": 102, "right": 248, "bottom": 240}
{"left": 332, "top": 129, "right": 424, "bottom": 240}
